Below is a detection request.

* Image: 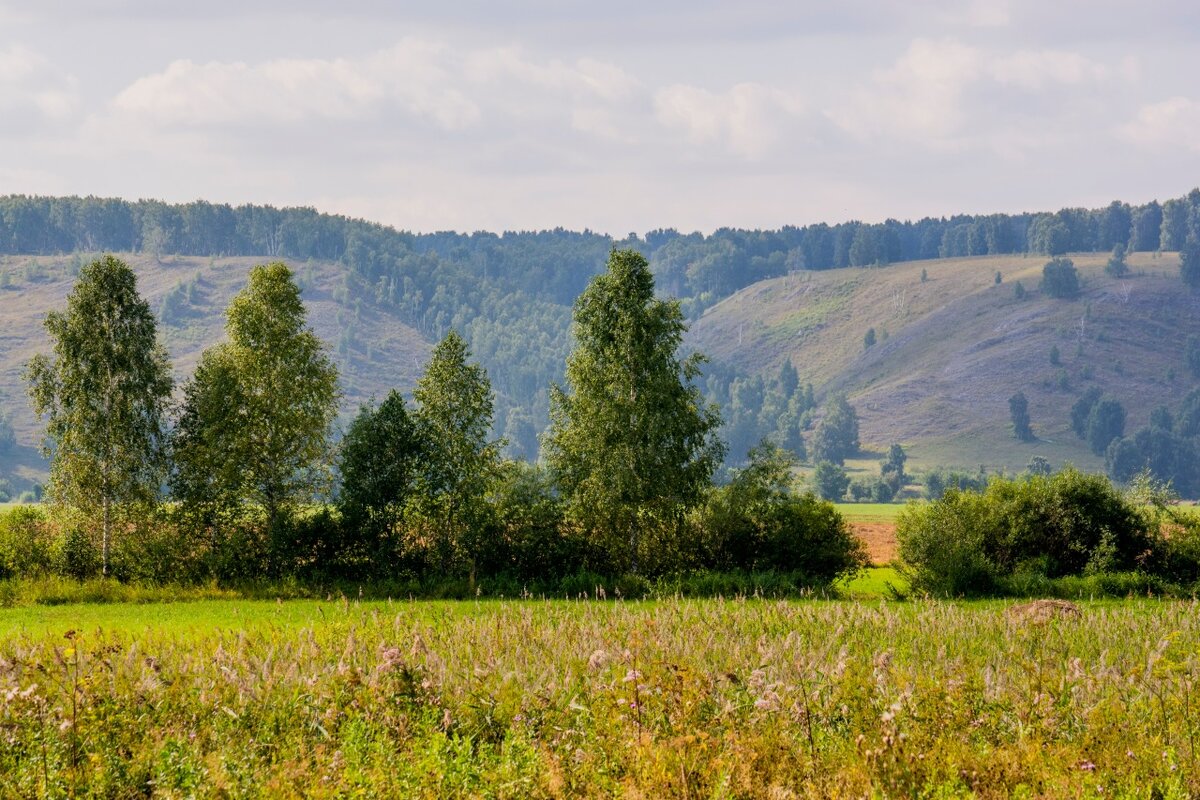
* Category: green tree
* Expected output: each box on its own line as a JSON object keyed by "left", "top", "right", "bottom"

{"left": 412, "top": 330, "right": 503, "bottom": 575}
{"left": 1009, "top": 391, "right": 1033, "bottom": 442}
{"left": 545, "top": 249, "right": 724, "bottom": 573}
{"left": 809, "top": 395, "right": 860, "bottom": 465}
{"left": 1040, "top": 257, "right": 1079, "bottom": 298}
{"left": 0, "top": 408, "right": 14, "bottom": 453}
{"left": 1086, "top": 395, "right": 1125, "bottom": 456}
{"left": 863, "top": 327, "right": 876, "bottom": 350}
{"left": 1105, "top": 243, "right": 1129, "bottom": 277}
{"left": 881, "top": 443, "right": 907, "bottom": 495}
{"left": 172, "top": 262, "right": 339, "bottom": 536}
{"left": 25, "top": 255, "right": 173, "bottom": 575}
{"left": 1070, "top": 386, "right": 1103, "bottom": 439}
{"left": 1026, "top": 455, "right": 1052, "bottom": 477}
{"left": 337, "top": 390, "right": 425, "bottom": 570}
{"left": 1013, "top": 280, "right": 1026, "bottom": 300}
{"left": 812, "top": 461, "right": 849, "bottom": 502}
{"left": 1181, "top": 236, "right": 1200, "bottom": 290}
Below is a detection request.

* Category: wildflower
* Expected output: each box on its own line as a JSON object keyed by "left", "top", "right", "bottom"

{"left": 587, "top": 649, "right": 608, "bottom": 670}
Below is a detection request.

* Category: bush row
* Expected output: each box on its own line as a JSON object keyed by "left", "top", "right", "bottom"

{"left": 0, "top": 460, "right": 868, "bottom": 594}
{"left": 897, "top": 468, "right": 1200, "bottom": 596}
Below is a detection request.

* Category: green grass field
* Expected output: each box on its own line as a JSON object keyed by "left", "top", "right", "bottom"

{"left": 836, "top": 502, "right": 908, "bottom": 524}
{"left": 0, "top": 597, "right": 1197, "bottom": 797}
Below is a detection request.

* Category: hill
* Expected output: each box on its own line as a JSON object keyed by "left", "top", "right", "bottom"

{"left": 2, "top": 191, "right": 1200, "bottom": 495}
{"left": 0, "top": 253, "right": 431, "bottom": 491}
{"left": 690, "top": 250, "right": 1190, "bottom": 473}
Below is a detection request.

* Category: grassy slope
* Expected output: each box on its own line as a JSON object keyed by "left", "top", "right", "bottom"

{"left": 0, "top": 253, "right": 431, "bottom": 489}
{"left": 691, "top": 251, "right": 1193, "bottom": 472}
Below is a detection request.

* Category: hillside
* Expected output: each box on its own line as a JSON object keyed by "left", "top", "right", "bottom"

{"left": 0, "top": 253, "right": 431, "bottom": 490}
{"left": 690, "top": 250, "right": 1191, "bottom": 473}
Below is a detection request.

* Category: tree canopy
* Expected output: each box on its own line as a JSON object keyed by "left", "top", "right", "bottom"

{"left": 171, "top": 262, "right": 339, "bottom": 532}
{"left": 411, "top": 330, "right": 503, "bottom": 574}
{"left": 545, "top": 248, "right": 724, "bottom": 572}
{"left": 25, "top": 255, "right": 173, "bottom": 574}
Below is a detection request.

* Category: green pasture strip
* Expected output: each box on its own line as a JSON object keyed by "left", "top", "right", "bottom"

{"left": 836, "top": 502, "right": 908, "bottom": 523}
{"left": 838, "top": 566, "right": 908, "bottom": 599}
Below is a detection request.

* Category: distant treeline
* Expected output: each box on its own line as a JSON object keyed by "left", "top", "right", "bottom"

{"left": 1, "top": 190, "right": 1195, "bottom": 299}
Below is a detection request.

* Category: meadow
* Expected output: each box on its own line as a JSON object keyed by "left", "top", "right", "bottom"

{"left": 0, "top": 597, "right": 1197, "bottom": 798}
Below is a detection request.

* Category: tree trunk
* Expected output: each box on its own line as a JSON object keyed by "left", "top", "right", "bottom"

{"left": 102, "top": 495, "right": 110, "bottom": 577}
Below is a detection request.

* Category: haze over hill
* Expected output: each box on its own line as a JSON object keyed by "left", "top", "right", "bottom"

{"left": 0, "top": 191, "right": 1198, "bottom": 494}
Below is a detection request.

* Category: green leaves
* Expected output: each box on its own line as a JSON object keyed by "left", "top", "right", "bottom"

{"left": 545, "top": 249, "right": 724, "bottom": 572}
{"left": 411, "top": 331, "right": 502, "bottom": 573}
{"left": 24, "top": 255, "right": 173, "bottom": 574}
{"left": 171, "top": 263, "right": 339, "bottom": 530}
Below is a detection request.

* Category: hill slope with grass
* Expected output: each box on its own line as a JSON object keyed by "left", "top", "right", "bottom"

{"left": 0, "top": 252, "right": 431, "bottom": 490}
{"left": 689, "top": 250, "right": 1194, "bottom": 473}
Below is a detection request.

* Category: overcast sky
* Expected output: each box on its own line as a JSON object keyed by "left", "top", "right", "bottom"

{"left": 0, "top": 1, "right": 1197, "bottom": 234}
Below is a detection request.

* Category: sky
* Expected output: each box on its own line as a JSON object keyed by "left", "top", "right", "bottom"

{"left": 0, "top": 1, "right": 1197, "bottom": 235}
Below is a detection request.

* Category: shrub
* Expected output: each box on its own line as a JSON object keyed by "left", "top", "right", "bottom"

{"left": 56, "top": 526, "right": 100, "bottom": 580}
{"left": 898, "top": 468, "right": 1154, "bottom": 596}
{"left": 1041, "top": 257, "right": 1079, "bottom": 298}
{"left": 701, "top": 444, "right": 866, "bottom": 584}
{"left": 0, "top": 506, "right": 55, "bottom": 579}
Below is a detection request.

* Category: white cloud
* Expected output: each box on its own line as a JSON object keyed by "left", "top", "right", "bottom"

{"left": 827, "top": 38, "right": 1121, "bottom": 150}
{"left": 827, "top": 38, "right": 981, "bottom": 144}
{"left": 0, "top": 44, "right": 78, "bottom": 126}
{"left": 989, "top": 50, "right": 1111, "bottom": 90}
{"left": 654, "top": 82, "right": 804, "bottom": 159}
{"left": 1118, "top": 97, "right": 1200, "bottom": 152}
{"left": 114, "top": 40, "right": 479, "bottom": 130}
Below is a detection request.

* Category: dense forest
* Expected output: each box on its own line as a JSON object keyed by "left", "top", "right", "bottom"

{"left": 2, "top": 191, "right": 1198, "bottom": 467}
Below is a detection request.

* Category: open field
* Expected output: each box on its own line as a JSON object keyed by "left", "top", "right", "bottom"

{"left": 839, "top": 504, "right": 905, "bottom": 566}
{"left": 0, "top": 597, "right": 1197, "bottom": 797}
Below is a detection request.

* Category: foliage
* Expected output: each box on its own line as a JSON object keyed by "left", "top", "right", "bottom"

{"left": 0, "top": 409, "right": 14, "bottom": 453}
{"left": 24, "top": 255, "right": 173, "bottom": 575}
{"left": 898, "top": 468, "right": 1155, "bottom": 595}
{"left": 336, "top": 390, "right": 425, "bottom": 574}
{"left": 172, "top": 262, "right": 339, "bottom": 538}
{"left": 862, "top": 327, "right": 876, "bottom": 349}
{"left": 1040, "top": 257, "right": 1079, "bottom": 298}
{"left": 1181, "top": 235, "right": 1200, "bottom": 290}
{"left": 1070, "top": 385, "right": 1103, "bottom": 438}
{"left": 1025, "top": 455, "right": 1052, "bottom": 476}
{"left": 1188, "top": 335, "right": 1200, "bottom": 379}
{"left": 700, "top": 443, "right": 866, "bottom": 582}
{"left": 1008, "top": 391, "right": 1033, "bottom": 441}
{"left": 411, "top": 331, "right": 503, "bottom": 575}
{"left": 922, "top": 467, "right": 988, "bottom": 500}
{"left": 545, "top": 249, "right": 724, "bottom": 573}
{"left": 808, "top": 395, "right": 859, "bottom": 465}
{"left": 1104, "top": 242, "right": 1129, "bottom": 277}
{"left": 1086, "top": 394, "right": 1125, "bottom": 456}
{"left": 811, "top": 461, "right": 850, "bottom": 501}
{"left": 880, "top": 443, "right": 907, "bottom": 495}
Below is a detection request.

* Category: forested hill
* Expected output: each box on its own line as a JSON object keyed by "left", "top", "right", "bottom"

{"left": 0, "top": 190, "right": 1198, "bottom": 494}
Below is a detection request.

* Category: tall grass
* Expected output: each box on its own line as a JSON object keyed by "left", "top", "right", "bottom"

{"left": 0, "top": 598, "right": 1196, "bottom": 796}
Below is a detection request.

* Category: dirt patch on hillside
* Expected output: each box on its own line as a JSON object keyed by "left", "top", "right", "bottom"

{"left": 851, "top": 523, "right": 897, "bottom": 566}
